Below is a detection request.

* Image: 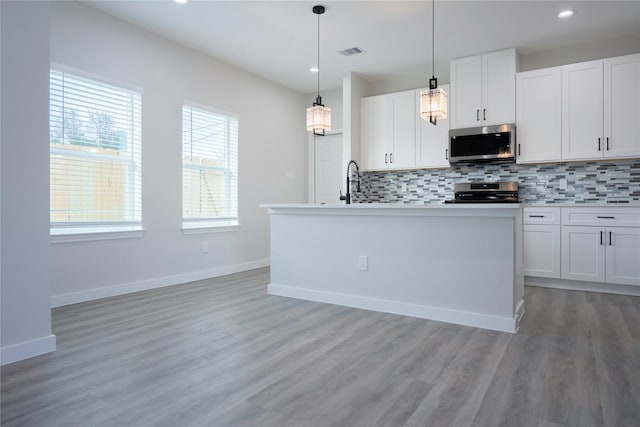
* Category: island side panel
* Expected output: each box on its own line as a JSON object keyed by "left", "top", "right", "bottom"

{"left": 268, "top": 209, "right": 520, "bottom": 332}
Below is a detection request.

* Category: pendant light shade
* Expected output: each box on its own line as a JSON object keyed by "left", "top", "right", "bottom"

{"left": 307, "top": 97, "right": 331, "bottom": 135}
{"left": 420, "top": 77, "right": 448, "bottom": 124}
{"left": 307, "top": 5, "right": 331, "bottom": 136}
{"left": 420, "top": 0, "right": 447, "bottom": 125}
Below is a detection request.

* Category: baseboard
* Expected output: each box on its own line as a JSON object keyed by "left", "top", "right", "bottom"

{"left": 514, "top": 298, "right": 525, "bottom": 331}
{"left": 268, "top": 283, "right": 519, "bottom": 333}
{"left": 525, "top": 276, "right": 640, "bottom": 296}
{"left": 1, "top": 334, "right": 57, "bottom": 366}
{"left": 51, "top": 259, "right": 270, "bottom": 307}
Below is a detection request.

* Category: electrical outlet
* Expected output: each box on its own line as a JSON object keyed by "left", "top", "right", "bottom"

{"left": 559, "top": 178, "right": 567, "bottom": 190}
{"left": 358, "top": 255, "right": 368, "bottom": 271}
{"left": 202, "top": 241, "right": 209, "bottom": 253}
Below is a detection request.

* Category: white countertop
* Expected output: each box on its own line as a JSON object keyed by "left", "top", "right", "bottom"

{"left": 261, "top": 202, "right": 522, "bottom": 209}
{"left": 523, "top": 202, "right": 640, "bottom": 208}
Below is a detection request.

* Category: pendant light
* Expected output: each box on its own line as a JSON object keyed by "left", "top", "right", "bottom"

{"left": 306, "top": 5, "right": 331, "bottom": 136}
{"left": 420, "top": 0, "right": 447, "bottom": 125}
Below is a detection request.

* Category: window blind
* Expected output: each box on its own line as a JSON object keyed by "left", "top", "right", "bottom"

{"left": 182, "top": 104, "right": 238, "bottom": 228}
{"left": 50, "top": 68, "right": 142, "bottom": 233}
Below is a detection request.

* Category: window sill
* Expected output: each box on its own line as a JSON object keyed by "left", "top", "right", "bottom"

{"left": 51, "top": 226, "right": 146, "bottom": 244}
{"left": 182, "top": 222, "right": 240, "bottom": 235}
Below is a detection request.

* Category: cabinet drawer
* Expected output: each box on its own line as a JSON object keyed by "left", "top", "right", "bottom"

{"left": 562, "top": 207, "right": 640, "bottom": 227}
{"left": 524, "top": 207, "right": 561, "bottom": 225}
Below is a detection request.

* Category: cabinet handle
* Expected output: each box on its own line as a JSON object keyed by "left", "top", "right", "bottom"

{"left": 597, "top": 216, "right": 615, "bottom": 219}
{"left": 518, "top": 144, "right": 521, "bottom": 156}
{"left": 483, "top": 108, "right": 486, "bottom": 121}
{"left": 385, "top": 153, "right": 388, "bottom": 164}
{"left": 528, "top": 215, "right": 545, "bottom": 218}
{"left": 390, "top": 153, "right": 393, "bottom": 163}
{"left": 598, "top": 138, "right": 601, "bottom": 151}
{"left": 609, "top": 231, "right": 612, "bottom": 246}
{"left": 606, "top": 137, "right": 610, "bottom": 150}
{"left": 600, "top": 231, "right": 603, "bottom": 245}
{"left": 476, "top": 109, "right": 480, "bottom": 121}
{"left": 445, "top": 148, "right": 449, "bottom": 160}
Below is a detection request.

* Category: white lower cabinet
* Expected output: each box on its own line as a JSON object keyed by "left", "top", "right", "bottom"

{"left": 523, "top": 208, "right": 561, "bottom": 278}
{"left": 561, "top": 226, "right": 605, "bottom": 283}
{"left": 525, "top": 207, "right": 640, "bottom": 288}
{"left": 560, "top": 208, "right": 640, "bottom": 287}
{"left": 605, "top": 227, "right": 640, "bottom": 286}
{"left": 561, "top": 226, "right": 640, "bottom": 286}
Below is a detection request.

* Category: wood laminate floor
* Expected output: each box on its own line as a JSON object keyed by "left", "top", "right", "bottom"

{"left": 2, "top": 267, "right": 639, "bottom": 426}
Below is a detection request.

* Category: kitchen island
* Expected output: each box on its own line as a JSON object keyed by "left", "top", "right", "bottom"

{"left": 262, "top": 203, "right": 524, "bottom": 332}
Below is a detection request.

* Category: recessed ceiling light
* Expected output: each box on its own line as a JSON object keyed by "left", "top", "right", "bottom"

{"left": 174, "top": 0, "right": 187, "bottom": 4}
{"left": 558, "top": 9, "right": 575, "bottom": 19}
{"left": 310, "top": 67, "right": 319, "bottom": 73}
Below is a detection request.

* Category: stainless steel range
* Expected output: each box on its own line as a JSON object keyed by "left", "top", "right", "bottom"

{"left": 444, "top": 181, "right": 519, "bottom": 204}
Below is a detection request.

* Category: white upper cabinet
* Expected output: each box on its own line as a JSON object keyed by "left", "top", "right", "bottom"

{"left": 604, "top": 53, "right": 640, "bottom": 159}
{"left": 361, "top": 94, "right": 392, "bottom": 170}
{"left": 562, "top": 54, "right": 640, "bottom": 160}
{"left": 360, "top": 90, "right": 415, "bottom": 171}
{"left": 392, "top": 90, "right": 417, "bottom": 169}
{"left": 450, "top": 55, "right": 483, "bottom": 128}
{"left": 516, "top": 67, "right": 562, "bottom": 163}
{"left": 450, "top": 48, "right": 517, "bottom": 129}
{"left": 415, "top": 85, "right": 450, "bottom": 168}
{"left": 562, "top": 60, "right": 605, "bottom": 160}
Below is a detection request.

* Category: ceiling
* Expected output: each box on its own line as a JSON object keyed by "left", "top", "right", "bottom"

{"left": 85, "top": 1, "right": 640, "bottom": 94}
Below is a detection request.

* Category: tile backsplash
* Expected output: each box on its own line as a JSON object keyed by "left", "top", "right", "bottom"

{"left": 352, "top": 159, "right": 640, "bottom": 204}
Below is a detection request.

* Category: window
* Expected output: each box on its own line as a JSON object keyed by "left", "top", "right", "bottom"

{"left": 50, "top": 68, "right": 142, "bottom": 238}
{"left": 182, "top": 103, "right": 239, "bottom": 231}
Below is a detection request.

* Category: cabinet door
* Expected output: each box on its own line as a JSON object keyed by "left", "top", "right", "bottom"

{"left": 605, "top": 227, "right": 640, "bottom": 286}
{"left": 524, "top": 225, "right": 561, "bottom": 278}
{"left": 483, "top": 49, "right": 516, "bottom": 126}
{"left": 450, "top": 55, "right": 482, "bottom": 129}
{"left": 604, "top": 54, "right": 640, "bottom": 159}
{"left": 416, "top": 85, "right": 450, "bottom": 168}
{"left": 561, "top": 226, "right": 606, "bottom": 282}
{"left": 390, "top": 90, "right": 416, "bottom": 169}
{"left": 361, "top": 94, "right": 392, "bottom": 170}
{"left": 516, "top": 67, "right": 562, "bottom": 163}
{"left": 561, "top": 60, "right": 604, "bottom": 160}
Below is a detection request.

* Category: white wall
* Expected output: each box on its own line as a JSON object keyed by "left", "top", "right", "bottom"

{"left": 343, "top": 72, "right": 370, "bottom": 166}
{"left": 520, "top": 33, "right": 640, "bottom": 72}
{"left": 369, "top": 32, "right": 640, "bottom": 95}
{"left": 49, "top": 2, "right": 308, "bottom": 305}
{"left": 1, "top": 1, "right": 56, "bottom": 365}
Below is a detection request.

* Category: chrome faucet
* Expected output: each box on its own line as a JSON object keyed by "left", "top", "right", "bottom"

{"left": 339, "top": 160, "right": 361, "bottom": 204}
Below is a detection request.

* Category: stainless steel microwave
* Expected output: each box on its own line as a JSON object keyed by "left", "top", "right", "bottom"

{"left": 449, "top": 124, "right": 516, "bottom": 163}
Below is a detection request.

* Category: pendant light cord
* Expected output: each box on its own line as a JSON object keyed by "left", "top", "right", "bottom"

{"left": 432, "top": 0, "right": 435, "bottom": 79}
{"left": 317, "top": 10, "right": 321, "bottom": 99}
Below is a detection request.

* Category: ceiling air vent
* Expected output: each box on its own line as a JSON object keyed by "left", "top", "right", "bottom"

{"left": 338, "top": 46, "right": 365, "bottom": 56}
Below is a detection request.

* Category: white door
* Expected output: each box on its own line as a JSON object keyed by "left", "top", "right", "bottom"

{"left": 390, "top": 90, "right": 416, "bottom": 169}
{"left": 416, "top": 85, "right": 450, "bottom": 168}
{"left": 605, "top": 227, "right": 640, "bottom": 286}
{"left": 516, "top": 67, "right": 562, "bottom": 163}
{"left": 314, "top": 133, "right": 343, "bottom": 204}
{"left": 523, "top": 225, "right": 561, "bottom": 279}
{"left": 483, "top": 49, "right": 516, "bottom": 126}
{"left": 561, "top": 60, "right": 604, "bottom": 160}
{"left": 450, "top": 54, "right": 482, "bottom": 129}
{"left": 361, "top": 94, "right": 392, "bottom": 170}
{"left": 561, "top": 226, "right": 606, "bottom": 283}
{"left": 604, "top": 54, "right": 640, "bottom": 159}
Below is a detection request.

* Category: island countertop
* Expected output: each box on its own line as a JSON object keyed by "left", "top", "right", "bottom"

{"left": 261, "top": 203, "right": 522, "bottom": 217}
